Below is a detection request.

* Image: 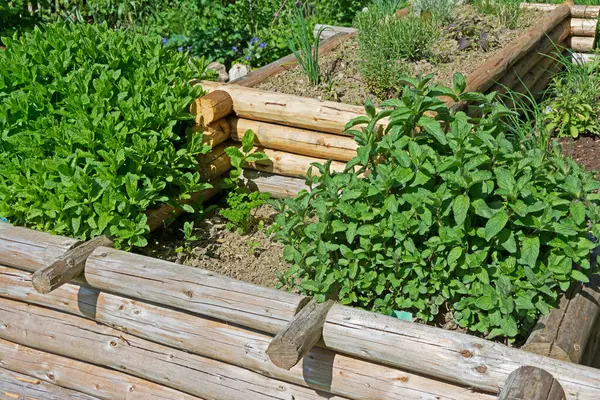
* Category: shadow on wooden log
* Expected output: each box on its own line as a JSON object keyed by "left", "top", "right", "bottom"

{"left": 187, "top": 118, "right": 231, "bottom": 148}
{"left": 499, "top": 366, "right": 565, "bottom": 400}
{"left": 32, "top": 235, "right": 113, "bottom": 294}
{"left": 267, "top": 298, "right": 335, "bottom": 370}
{"left": 240, "top": 169, "right": 308, "bottom": 198}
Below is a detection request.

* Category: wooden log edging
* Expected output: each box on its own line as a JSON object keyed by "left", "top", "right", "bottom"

{"left": 520, "top": 3, "right": 600, "bottom": 19}
{"left": 0, "top": 367, "right": 101, "bottom": 400}
{"left": 0, "top": 265, "right": 494, "bottom": 400}
{"left": 0, "top": 297, "right": 347, "bottom": 400}
{"left": 498, "top": 366, "right": 566, "bottom": 400}
{"left": 0, "top": 338, "right": 201, "bottom": 400}
{"left": 571, "top": 18, "right": 597, "bottom": 37}
{"left": 568, "top": 36, "right": 595, "bottom": 52}
{"left": 240, "top": 170, "right": 309, "bottom": 198}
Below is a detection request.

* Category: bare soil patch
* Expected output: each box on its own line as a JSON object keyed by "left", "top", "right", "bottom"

{"left": 559, "top": 137, "right": 600, "bottom": 173}
{"left": 257, "top": 6, "right": 543, "bottom": 106}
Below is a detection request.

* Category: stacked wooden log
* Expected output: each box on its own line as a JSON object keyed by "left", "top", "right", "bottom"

{"left": 3, "top": 222, "right": 600, "bottom": 399}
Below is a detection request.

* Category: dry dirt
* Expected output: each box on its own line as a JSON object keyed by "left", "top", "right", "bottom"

{"left": 559, "top": 137, "right": 600, "bottom": 172}
{"left": 257, "top": 6, "right": 543, "bottom": 106}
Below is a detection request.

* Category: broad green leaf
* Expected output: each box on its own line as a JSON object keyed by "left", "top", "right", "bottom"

{"left": 453, "top": 194, "right": 470, "bottom": 226}
{"left": 520, "top": 237, "right": 540, "bottom": 268}
{"left": 484, "top": 210, "right": 508, "bottom": 241}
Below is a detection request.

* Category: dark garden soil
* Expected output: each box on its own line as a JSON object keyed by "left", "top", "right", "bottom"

{"left": 257, "top": 6, "right": 543, "bottom": 106}
{"left": 559, "top": 137, "right": 600, "bottom": 172}
{"left": 140, "top": 204, "right": 289, "bottom": 288}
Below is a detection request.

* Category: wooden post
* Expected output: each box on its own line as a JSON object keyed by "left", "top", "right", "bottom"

{"left": 498, "top": 366, "right": 566, "bottom": 400}
{"left": 31, "top": 235, "right": 113, "bottom": 294}
{"left": 0, "top": 338, "right": 201, "bottom": 400}
{"left": 190, "top": 90, "right": 233, "bottom": 125}
{"left": 267, "top": 299, "right": 335, "bottom": 370}
{"left": 0, "top": 367, "right": 100, "bottom": 400}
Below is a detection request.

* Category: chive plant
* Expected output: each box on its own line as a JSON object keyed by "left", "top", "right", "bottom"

{"left": 287, "top": 2, "right": 326, "bottom": 85}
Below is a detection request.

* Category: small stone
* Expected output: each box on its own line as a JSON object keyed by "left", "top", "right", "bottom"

{"left": 228, "top": 63, "right": 250, "bottom": 82}
{"left": 208, "top": 62, "right": 228, "bottom": 82}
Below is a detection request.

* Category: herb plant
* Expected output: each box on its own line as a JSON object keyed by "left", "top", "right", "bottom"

{"left": 273, "top": 74, "right": 600, "bottom": 340}
{"left": 0, "top": 23, "right": 212, "bottom": 248}
{"left": 220, "top": 130, "right": 271, "bottom": 233}
{"left": 411, "top": 0, "right": 455, "bottom": 24}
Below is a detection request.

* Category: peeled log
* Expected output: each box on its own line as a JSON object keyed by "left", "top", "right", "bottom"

{"left": 519, "top": 3, "right": 600, "bottom": 19}
{"left": 198, "top": 81, "right": 377, "bottom": 135}
{"left": 571, "top": 18, "right": 598, "bottom": 37}
{"left": 0, "top": 298, "right": 346, "bottom": 400}
{"left": 190, "top": 90, "right": 233, "bottom": 125}
{"left": 240, "top": 170, "right": 309, "bottom": 198}
{"left": 568, "top": 36, "right": 595, "bottom": 52}
{"left": 188, "top": 118, "right": 231, "bottom": 147}
{"left": 498, "top": 366, "right": 565, "bottom": 400}
{"left": 241, "top": 146, "right": 347, "bottom": 178}
{"left": 229, "top": 117, "right": 358, "bottom": 162}
{"left": 313, "top": 24, "right": 357, "bottom": 41}
{"left": 0, "top": 367, "right": 100, "bottom": 400}
{"left": 0, "top": 265, "right": 494, "bottom": 400}
{"left": 0, "top": 338, "right": 200, "bottom": 400}
{"left": 465, "top": 4, "right": 570, "bottom": 94}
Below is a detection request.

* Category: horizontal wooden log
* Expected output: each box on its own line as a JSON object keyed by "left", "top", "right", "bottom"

{"left": 229, "top": 117, "right": 358, "bottom": 162}
{"left": 4, "top": 226, "right": 600, "bottom": 398}
{"left": 228, "top": 32, "right": 355, "bottom": 88}
{"left": 572, "top": 52, "right": 598, "bottom": 64}
{"left": 498, "top": 366, "right": 565, "bottom": 400}
{"left": 313, "top": 24, "right": 357, "bottom": 41}
{"left": 568, "top": 36, "right": 595, "bottom": 52}
{"left": 501, "top": 53, "right": 562, "bottom": 107}
{"left": 489, "top": 19, "right": 569, "bottom": 93}
{"left": 197, "top": 81, "right": 377, "bottom": 135}
{"left": 571, "top": 18, "right": 597, "bottom": 37}
{"left": 240, "top": 170, "right": 309, "bottom": 198}
{"left": 0, "top": 298, "right": 346, "bottom": 400}
{"left": 31, "top": 235, "right": 113, "bottom": 295}
{"left": 187, "top": 118, "right": 231, "bottom": 147}
{"left": 190, "top": 90, "right": 234, "bottom": 125}
{"left": 0, "top": 265, "right": 494, "bottom": 400}
{"left": 0, "top": 367, "right": 100, "bottom": 400}
{"left": 267, "top": 299, "right": 335, "bottom": 370}
{"left": 465, "top": 4, "right": 570, "bottom": 95}
{"left": 524, "top": 275, "right": 600, "bottom": 364}
{"left": 530, "top": 56, "right": 565, "bottom": 98}
{"left": 0, "top": 338, "right": 200, "bottom": 400}
{"left": 520, "top": 3, "right": 600, "bottom": 18}
{"left": 241, "top": 146, "right": 347, "bottom": 178}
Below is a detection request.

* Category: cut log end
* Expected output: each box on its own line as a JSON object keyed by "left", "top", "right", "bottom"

{"left": 199, "top": 90, "right": 233, "bottom": 125}
{"left": 499, "top": 366, "right": 566, "bottom": 400}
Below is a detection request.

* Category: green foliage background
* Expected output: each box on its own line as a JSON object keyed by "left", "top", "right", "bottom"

{"left": 0, "top": 23, "right": 210, "bottom": 248}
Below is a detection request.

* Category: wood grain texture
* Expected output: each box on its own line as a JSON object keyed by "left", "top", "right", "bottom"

{"left": 229, "top": 32, "right": 355, "bottom": 88}
{"left": 240, "top": 170, "right": 308, "bottom": 198}
{"left": 313, "top": 25, "right": 357, "bottom": 41}
{"left": 229, "top": 117, "right": 358, "bottom": 162}
{"left": 498, "top": 366, "right": 565, "bottom": 400}
{"left": 524, "top": 275, "right": 600, "bottom": 364}
{"left": 239, "top": 145, "right": 347, "bottom": 178}
{"left": 32, "top": 235, "right": 114, "bottom": 294}
{"left": 190, "top": 90, "right": 233, "bottom": 125}
{"left": 464, "top": 4, "right": 570, "bottom": 95}
{"left": 519, "top": 3, "right": 600, "bottom": 19}
{"left": 0, "top": 298, "right": 346, "bottom": 400}
{"left": 188, "top": 118, "right": 231, "bottom": 147}
{"left": 197, "top": 81, "right": 380, "bottom": 135}
{"left": 267, "top": 299, "right": 335, "bottom": 370}
{"left": 0, "top": 367, "right": 100, "bottom": 400}
{"left": 0, "top": 338, "right": 201, "bottom": 400}
{"left": 0, "top": 265, "right": 494, "bottom": 400}
{"left": 568, "top": 36, "right": 595, "bottom": 52}
{"left": 571, "top": 18, "right": 597, "bottom": 37}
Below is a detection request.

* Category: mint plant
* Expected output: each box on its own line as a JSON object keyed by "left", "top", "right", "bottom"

{"left": 0, "top": 23, "right": 213, "bottom": 248}
{"left": 273, "top": 74, "right": 600, "bottom": 340}
{"left": 220, "top": 130, "right": 271, "bottom": 233}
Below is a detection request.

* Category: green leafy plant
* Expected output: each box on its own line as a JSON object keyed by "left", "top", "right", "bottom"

{"left": 0, "top": 23, "right": 212, "bottom": 248}
{"left": 355, "top": 8, "right": 440, "bottom": 96}
{"left": 371, "top": 0, "right": 404, "bottom": 15}
{"left": 287, "top": 2, "right": 326, "bottom": 85}
{"left": 220, "top": 130, "right": 271, "bottom": 233}
{"left": 273, "top": 73, "right": 600, "bottom": 340}
{"left": 443, "top": 16, "right": 499, "bottom": 52}
{"left": 410, "top": 0, "right": 455, "bottom": 23}
{"left": 183, "top": 221, "right": 198, "bottom": 243}
{"left": 473, "top": 0, "right": 523, "bottom": 30}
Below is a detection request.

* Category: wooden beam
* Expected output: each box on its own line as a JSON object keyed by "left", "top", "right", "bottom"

{"left": 267, "top": 299, "right": 335, "bottom": 370}
{"left": 465, "top": 4, "right": 570, "bottom": 95}
{"left": 0, "top": 265, "right": 494, "bottom": 400}
{"left": 229, "top": 117, "right": 358, "bottom": 162}
{"left": 498, "top": 366, "right": 565, "bottom": 400}
{"left": 0, "top": 338, "right": 201, "bottom": 400}
{"left": 240, "top": 170, "right": 308, "bottom": 198}
{"left": 519, "top": 3, "right": 600, "bottom": 19}
{"left": 524, "top": 275, "right": 600, "bottom": 364}
{"left": 31, "top": 236, "right": 113, "bottom": 294}
{"left": 0, "top": 298, "right": 347, "bottom": 400}
{"left": 190, "top": 90, "right": 233, "bottom": 125}
{"left": 568, "top": 36, "right": 595, "bottom": 52}
{"left": 0, "top": 367, "right": 100, "bottom": 400}
{"left": 571, "top": 18, "right": 597, "bottom": 37}
{"left": 313, "top": 24, "right": 357, "bottom": 41}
